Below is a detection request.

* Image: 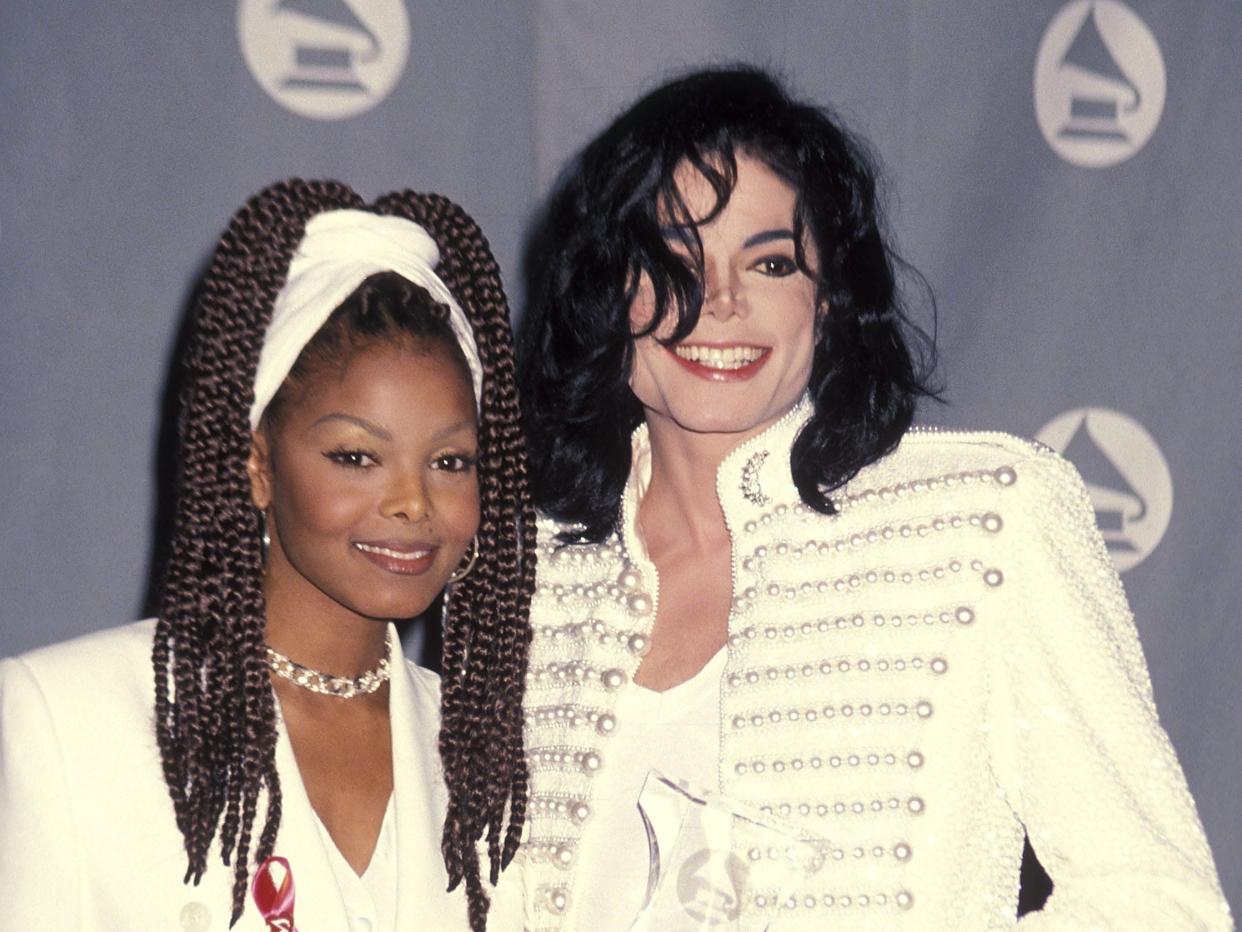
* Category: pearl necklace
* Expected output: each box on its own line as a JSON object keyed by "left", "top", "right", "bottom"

{"left": 264, "top": 642, "right": 391, "bottom": 699}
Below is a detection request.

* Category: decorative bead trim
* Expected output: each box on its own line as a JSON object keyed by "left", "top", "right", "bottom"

{"left": 730, "top": 558, "right": 985, "bottom": 614}
{"left": 725, "top": 653, "right": 949, "bottom": 689}
{"left": 532, "top": 581, "right": 623, "bottom": 600}
{"left": 533, "top": 581, "right": 653, "bottom": 615}
{"left": 760, "top": 795, "right": 928, "bottom": 819}
{"left": 796, "top": 840, "right": 912, "bottom": 864}
{"left": 733, "top": 748, "right": 925, "bottom": 776}
{"left": 726, "top": 604, "right": 979, "bottom": 648}
{"left": 527, "top": 661, "right": 629, "bottom": 691}
{"left": 751, "top": 887, "right": 915, "bottom": 911}
{"left": 828, "top": 463, "right": 1017, "bottom": 513}
{"left": 532, "top": 619, "right": 650, "bottom": 656}
{"left": 529, "top": 793, "right": 593, "bottom": 825}
{"left": 526, "top": 703, "right": 618, "bottom": 736}
{"left": 529, "top": 745, "right": 603, "bottom": 774}
{"left": 541, "top": 542, "right": 624, "bottom": 566}
{"left": 526, "top": 836, "right": 578, "bottom": 869}
{"left": 533, "top": 884, "right": 569, "bottom": 917}
{"left": 728, "top": 695, "right": 935, "bottom": 731}
{"left": 741, "top": 508, "right": 1004, "bottom": 541}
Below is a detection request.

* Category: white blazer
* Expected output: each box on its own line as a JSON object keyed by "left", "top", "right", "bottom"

{"left": 0, "top": 620, "right": 476, "bottom": 932}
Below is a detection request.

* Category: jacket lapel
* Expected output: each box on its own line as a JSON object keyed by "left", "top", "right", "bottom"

{"left": 268, "top": 693, "right": 354, "bottom": 931}
{"left": 388, "top": 624, "right": 469, "bottom": 928}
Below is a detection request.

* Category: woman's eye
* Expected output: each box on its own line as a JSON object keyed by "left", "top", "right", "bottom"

{"left": 755, "top": 255, "right": 798, "bottom": 277}
{"left": 325, "top": 449, "right": 377, "bottom": 468}
{"left": 433, "top": 453, "right": 478, "bottom": 473}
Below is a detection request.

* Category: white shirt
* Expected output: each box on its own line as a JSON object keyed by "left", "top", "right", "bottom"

{"left": 314, "top": 795, "right": 398, "bottom": 932}
{"left": 569, "top": 648, "right": 726, "bottom": 930}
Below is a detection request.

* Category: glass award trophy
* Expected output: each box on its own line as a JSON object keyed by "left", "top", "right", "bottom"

{"left": 627, "top": 770, "right": 827, "bottom": 932}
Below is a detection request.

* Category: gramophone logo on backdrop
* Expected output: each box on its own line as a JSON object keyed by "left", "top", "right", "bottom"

{"left": 1035, "top": 408, "right": 1172, "bottom": 572}
{"left": 238, "top": 0, "right": 409, "bottom": 120}
{"left": 1034, "top": 0, "right": 1166, "bottom": 167}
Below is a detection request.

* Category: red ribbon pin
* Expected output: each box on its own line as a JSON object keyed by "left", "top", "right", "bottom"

{"left": 251, "top": 856, "right": 298, "bottom": 932}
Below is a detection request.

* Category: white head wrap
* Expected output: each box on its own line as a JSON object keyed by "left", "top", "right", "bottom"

{"left": 249, "top": 208, "right": 484, "bottom": 429}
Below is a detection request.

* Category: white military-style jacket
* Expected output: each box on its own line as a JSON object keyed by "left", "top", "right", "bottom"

{"left": 508, "top": 401, "right": 1231, "bottom": 931}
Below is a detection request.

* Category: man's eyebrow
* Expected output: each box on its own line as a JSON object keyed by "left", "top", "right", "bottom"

{"left": 309, "top": 413, "right": 392, "bottom": 441}
{"left": 743, "top": 228, "right": 795, "bottom": 249}
{"left": 655, "top": 226, "right": 796, "bottom": 248}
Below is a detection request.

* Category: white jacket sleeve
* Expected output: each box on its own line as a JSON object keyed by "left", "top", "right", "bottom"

{"left": 987, "top": 450, "right": 1232, "bottom": 930}
{"left": 0, "top": 656, "right": 82, "bottom": 932}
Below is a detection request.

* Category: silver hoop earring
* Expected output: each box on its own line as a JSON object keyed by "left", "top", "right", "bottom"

{"left": 449, "top": 536, "right": 479, "bottom": 583}
{"left": 260, "top": 512, "right": 271, "bottom": 562}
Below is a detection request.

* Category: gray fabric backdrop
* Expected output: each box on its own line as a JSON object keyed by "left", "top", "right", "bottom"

{"left": 3, "top": 0, "right": 1238, "bottom": 913}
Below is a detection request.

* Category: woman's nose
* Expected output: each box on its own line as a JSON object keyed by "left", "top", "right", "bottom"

{"left": 380, "top": 472, "right": 428, "bottom": 522}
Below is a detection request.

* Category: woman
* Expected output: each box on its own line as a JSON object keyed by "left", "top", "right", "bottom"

{"left": 512, "top": 67, "right": 1230, "bottom": 929}
{"left": 0, "top": 180, "right": 532, "bottom": 931}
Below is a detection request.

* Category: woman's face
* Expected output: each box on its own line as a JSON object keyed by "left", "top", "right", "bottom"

{"left": 248, "top": 337, "right": 480, "bottom": 625}
{"left": 628, "top": 154, "right": 821, "bottom": 440}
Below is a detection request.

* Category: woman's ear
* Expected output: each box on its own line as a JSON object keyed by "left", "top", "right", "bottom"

{"left": 247, "top": 428, "right": 274, "bottom": 511}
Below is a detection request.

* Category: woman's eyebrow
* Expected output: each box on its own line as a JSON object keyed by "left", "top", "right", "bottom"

{"left": 310, "top": 412, "right": 392, "bottom": 440}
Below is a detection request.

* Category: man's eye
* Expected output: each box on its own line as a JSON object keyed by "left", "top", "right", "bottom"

{"left": 755, "top": 256, "right": 797, "bottom": 277}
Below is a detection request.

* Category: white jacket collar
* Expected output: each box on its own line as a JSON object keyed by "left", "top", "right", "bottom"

{"left": 618, "top": 395, "right": 814, "bottom": 560}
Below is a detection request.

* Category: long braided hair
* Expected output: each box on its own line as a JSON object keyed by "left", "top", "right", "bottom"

{"left": 153, "top": 179, "right": 534, "bottom": 929}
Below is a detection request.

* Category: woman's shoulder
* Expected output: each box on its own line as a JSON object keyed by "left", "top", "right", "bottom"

{"left": 5, "top": 618, "right": 155, "bottom": 675}
{"left": 1, "top": 619, "right": 156, "bottom": 715}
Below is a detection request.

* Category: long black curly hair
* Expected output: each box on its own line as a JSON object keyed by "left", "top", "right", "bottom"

{"left": 518, "top": 64, "right": 937, "bottom": 542}
{"left": 152, "top": 179, "right": 534, "bottom": 930}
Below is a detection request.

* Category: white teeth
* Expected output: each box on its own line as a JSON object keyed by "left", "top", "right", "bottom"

{"left": 673, "top": 345, "right": 764, "bottom": 370}
{"left": 355, "top": 543, "right": 431, "bottom": 560}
